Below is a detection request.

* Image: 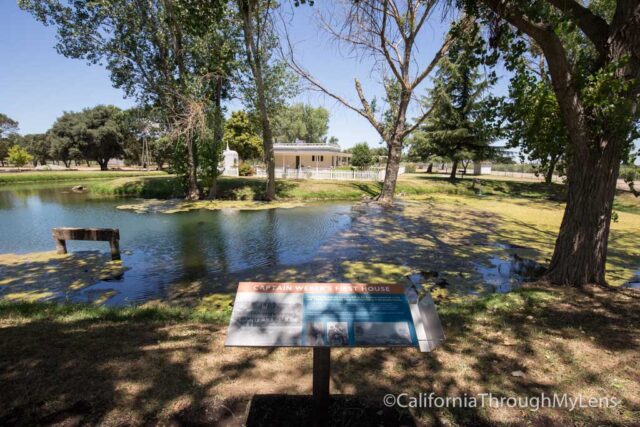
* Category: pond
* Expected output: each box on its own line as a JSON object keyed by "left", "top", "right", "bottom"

{"left": 5, "top": 182, "right": 624, "bottom": 306}
{"left": 0, "top": 183, "right": 354, "bottom": 305}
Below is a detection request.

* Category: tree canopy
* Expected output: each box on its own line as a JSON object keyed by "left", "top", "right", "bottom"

{"left": 223, "top": 110, "right": 263, "bottom": 161}
{"left": 272, "top": 104, "right": 329, "bottom": 144}
{"left": 412, "top": 25, "right": 502, "bottom": 180}
{"left": 350, "top": 143, "right": 373, "bottom": 169}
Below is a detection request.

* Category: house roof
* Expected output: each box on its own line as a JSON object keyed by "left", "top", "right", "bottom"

{"left": 273, "top": 142, "right": 351, "bottom": 155}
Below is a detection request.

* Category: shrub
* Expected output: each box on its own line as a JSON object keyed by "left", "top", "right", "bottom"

{"left": 404, "top": 163, "right": 417, "bottom": 173}
{"left": 7, "top": 145, "right": 33, "bottom": 167}
{"left": 231, "top": 186, "right": 256, "bottom": 201}
{"left": 239, "top": 163, "right": 254, "bottom": 176}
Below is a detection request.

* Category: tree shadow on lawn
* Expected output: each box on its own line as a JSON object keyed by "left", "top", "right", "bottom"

{"left": 1, "top": 284, "right": 638, "bottom": 426}
{"left": 0, "top": 251, "right": 125, "bottom": 303}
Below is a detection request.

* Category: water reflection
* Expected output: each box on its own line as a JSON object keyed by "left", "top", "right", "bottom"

{"left": 0, "top": 184, "right": 353, "bottom": 304}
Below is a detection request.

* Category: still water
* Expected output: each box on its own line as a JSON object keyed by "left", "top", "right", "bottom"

{"left": 0, "top": 183, "right": 353, "bottom": 304}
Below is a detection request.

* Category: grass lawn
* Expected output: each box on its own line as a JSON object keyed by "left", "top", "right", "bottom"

{"left": 0, "top": 170, "right": 166, "bottom": 185}
{"left": 0, "top": 284, "right": 638, "bottom": 425}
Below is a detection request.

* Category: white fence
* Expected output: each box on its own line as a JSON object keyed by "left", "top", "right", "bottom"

{"left": 255, "top": 166, "right": 406, "bottom": 182}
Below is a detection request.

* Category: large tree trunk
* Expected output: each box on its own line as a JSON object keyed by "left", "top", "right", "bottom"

{"left": 544, "top": 155, "right": 558, "bottom": 184}
{"left": 426, "top": 163, "right": 433, "bottom": 173}
{"left": 546, "top": 138, "right": 621, "bottom": 285}
{"left": 449, "top": 159, "right": 459, "bottom": 181}
{"left": 185, "top": 137, "right": 200, "bottom": 200}
{"left": 97, "top": 159, "right": 108, "bottom": 171}
{"left": 378, "top": 140, "right": 402, "bottom": 204}
{"left": 238, "top": 0, "right": 276, "bottom": 201}
{"left": 481, "top": 0, "right": 640, "bottom": 288}
{"left": 208, "top": 78, "right": 224, "bottom": 200}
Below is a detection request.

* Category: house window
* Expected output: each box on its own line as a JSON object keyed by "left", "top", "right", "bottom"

{"left": 312, "top": 155, "right": 315, "bottom": 161}
{"left": 320, "top": 156, "right": 324, "bottom": 162}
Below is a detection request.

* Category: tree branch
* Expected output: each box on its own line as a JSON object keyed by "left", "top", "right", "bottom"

{"left": 547, "top": 0, "right": 609, "bottom": 57}
{"left": 280, "top": 21, "right": 385, "bottom": 139}
{"left": 403, "top": 102, "right": 436, "bottom": 137}
{"left": 484, "top": 0, "right": 591, "bottom": 155}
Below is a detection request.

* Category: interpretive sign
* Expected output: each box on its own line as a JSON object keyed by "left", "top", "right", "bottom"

{"left": 225, "top": 282, "right": 443, "bottom": 350}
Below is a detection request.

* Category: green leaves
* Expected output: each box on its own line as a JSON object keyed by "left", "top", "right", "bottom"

{"left": 272, "top": 104, "right": 329, "bottom": 144}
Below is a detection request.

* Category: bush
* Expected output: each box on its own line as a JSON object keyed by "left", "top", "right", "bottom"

{"left": 231, "top": 186, "right": 256, "bottom": 201}
{"left": 404, "top": 163, "right": 417, "bottom": 173}
{"left": 239, "top": 163, "right": 254, "bottom": 176}
{"left": 7, "top": 145, "right": 33, "bottom": 167}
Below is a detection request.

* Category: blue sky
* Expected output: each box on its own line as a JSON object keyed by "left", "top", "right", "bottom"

{"left": 0, "top": 1, "right": 529, "bottom": 151}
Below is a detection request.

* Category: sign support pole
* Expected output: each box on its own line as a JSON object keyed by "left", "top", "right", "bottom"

{"left": 312, "top": 347, "right": 330, "bottom": 426}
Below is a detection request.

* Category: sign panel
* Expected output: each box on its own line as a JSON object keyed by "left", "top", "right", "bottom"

{"left": 225, "top": 282, "right": 420, "bottom": 347}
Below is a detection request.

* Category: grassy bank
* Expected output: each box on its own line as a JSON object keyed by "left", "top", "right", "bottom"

{"left": 88, "top": 173, "right": 640, "bottom": 215}
{"left": 88, "top": 173, "right": 568, "bottom": 201}
{"left": 0, "top": 283, "right": 638, "bottom": 425}
{"left": 0, "top": 170, "right": 166, "bottom": 185}
{"left": 0, "top": 299, "right": 230, "bottom": 324}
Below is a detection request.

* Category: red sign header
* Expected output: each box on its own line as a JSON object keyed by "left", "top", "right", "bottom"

{"left": 237, "top": 282, "right": 406, "bottom": 294}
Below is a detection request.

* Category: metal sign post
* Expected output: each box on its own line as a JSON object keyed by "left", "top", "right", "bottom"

{"left": 225, "top": 282, "right": 444, "bottom": 424}
{"left": 312, "top": 347, "right": 331, "bottom": 427}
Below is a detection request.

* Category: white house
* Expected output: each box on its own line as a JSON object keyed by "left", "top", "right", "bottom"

{"left": 273, "top": 140, "right": 352, "bottom": 169}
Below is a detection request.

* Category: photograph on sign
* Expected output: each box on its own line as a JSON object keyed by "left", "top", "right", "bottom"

{"left": 225, "top": 282, "right": 420, "bottom": 347}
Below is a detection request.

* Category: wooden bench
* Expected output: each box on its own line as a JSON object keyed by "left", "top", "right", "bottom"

{"left": 52, "top": 227, "right": 121, "bottom": 260}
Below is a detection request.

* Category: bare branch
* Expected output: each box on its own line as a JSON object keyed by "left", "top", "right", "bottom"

{"left": 280, "top": 17, "right": 385, "bottom": 138}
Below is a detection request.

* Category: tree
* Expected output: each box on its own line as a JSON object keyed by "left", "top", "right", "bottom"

{"left": 286, "top": 1, "right": 471, "bottom": 203}
{"left": 416, "top": 25, "right": 503, "bottom": 181}
{"left": 149, "top": 135, "right": 175, "bottom": 171}
{"left": 48, "top": 111, "right": 82, "bottom": 168}
{"left": 504, "top": 48, "right": 568, "bottom": 184}
{"left": 272, "top": 103, "right": 329, "bottom": 144}
{"left": 79, "top": 105, "right": 128, "bottom": 171}
{"left": 0, "top": 114, "right": 19, "bottom": 166}
{"left": 21, "top": 133, "right": 50, "bottom": 166}
{"left": 223, "top": 110, "right": 263, "bottom": 161}
{"left": 0, "top": 113, "right": 18, "bottom": 138}
{"left": 236, "top": 0, "right": 284, "bottom": 201}
{"left": 7, "top": 145, "right": 33, "bottom": 167}
{"left": 351, "top": 143, "right": 373, "bottom": 169}
{"left": 457, "top": 0, "right": 640, "bottom": 286}
{"left": 47, "top": 106, "right": 129, "bottom": 170}
{"left": 21, "top": 0, "right": 239, "bottom": 200}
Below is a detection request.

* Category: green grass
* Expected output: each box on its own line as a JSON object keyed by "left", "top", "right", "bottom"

{"left": 438, "top": 286, "right": 557, "bottom": 322}
{"left": 0, "top": 286, "right": 554, "bottom": 327}
{"left": 87, "top": 173, "right": 565, "bottom": 199}
{"left": 0, "top": 300, "right": 230, "bottom": 324}
{"left": 89, "top": 175, "right": 184, "bottom": 198}
{"left": 0, "top": 170, "right": 167, "bottom": 185}
{"left": 83, "top": 172, "right": 640, "bottom": 214}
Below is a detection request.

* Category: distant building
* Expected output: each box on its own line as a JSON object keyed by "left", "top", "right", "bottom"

{"left": 473, "top": 161, "right": 492, "bottom": 175}
{"left": 273, "top": 140, "right": 352, "bottom": 169}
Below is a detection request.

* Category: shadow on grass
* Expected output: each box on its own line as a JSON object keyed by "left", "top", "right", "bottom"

{"left": 0, "top": 284, "right": 638, "bottom": 425}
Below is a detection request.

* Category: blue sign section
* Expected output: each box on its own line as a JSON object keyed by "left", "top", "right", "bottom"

{"left": 302, "top": 293, "right": 418, "bottom": 346}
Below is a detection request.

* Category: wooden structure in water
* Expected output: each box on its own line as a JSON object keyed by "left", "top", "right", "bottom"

{"left": 52, "top": 227, "right": 121, "bottom": 260}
